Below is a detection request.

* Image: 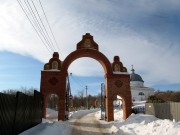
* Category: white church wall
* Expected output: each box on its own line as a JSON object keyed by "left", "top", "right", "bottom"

{"left": 131, "top": 88, "right": 155, "bottom": 101}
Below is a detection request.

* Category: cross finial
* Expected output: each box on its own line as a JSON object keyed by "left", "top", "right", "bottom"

{"left": 131, "top": 65, "right": 135, "bottom": 73}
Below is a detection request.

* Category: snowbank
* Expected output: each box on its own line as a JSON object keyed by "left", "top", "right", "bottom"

{"left": 95, "top": 109, "right": 124, "bottom": 122}
{"left": 111, "top": 113, "right": 180, "bottom": 135}
{"left": 45, "top": 108, "right": 59, "bottom": 121}
{"left": 20, "top": 119, "right": 71, "bottom": 135}
{"left": 95, "top": 110, "right": 180, "bottom": 135}
{"left": 20, "top": 108, "right": 71, "bottom": 135}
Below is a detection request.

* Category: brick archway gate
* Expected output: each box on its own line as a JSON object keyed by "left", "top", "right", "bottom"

{"left": 40, "top": 33, "right": 132, "bottom": 121}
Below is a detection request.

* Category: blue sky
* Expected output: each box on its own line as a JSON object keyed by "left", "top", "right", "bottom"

{"left": 0, "top": 51, "right": 42, "bottom": 90}
{"left": 0, "top": 0, "right": 180, "bottom": 95}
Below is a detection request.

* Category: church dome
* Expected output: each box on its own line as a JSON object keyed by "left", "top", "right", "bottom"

{"left": 130, "top": 66, "right": 144, "bottom": 82}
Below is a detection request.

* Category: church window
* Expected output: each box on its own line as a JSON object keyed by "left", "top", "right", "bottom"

{"left": 139, "top": 92, "right": 145, "bottom": 96}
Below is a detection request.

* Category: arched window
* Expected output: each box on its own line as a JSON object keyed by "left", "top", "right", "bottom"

{"left": 139, "top": 92, "right": 145, "bottom": 96}
{"left": 45, "top": 64, "right": 49, "bottom": 70}
{"left": 52, "top": 61, "right": 58, "bottom": 69}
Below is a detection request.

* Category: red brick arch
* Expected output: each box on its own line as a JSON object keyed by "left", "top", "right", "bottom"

{"left": 40, "top": 33, "right": 132, "bottom": 121}
{"left": 61, "top": 49, "right": 112, "bottom": 75}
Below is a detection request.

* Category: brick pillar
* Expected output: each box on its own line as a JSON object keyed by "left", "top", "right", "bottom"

{"left": 105, "top": 74, "right": 114, "bottom": 121}
{"left": 106, "top": 97, "right": 114, "bottom": 121}
{"left": 123, "top": 100, "right": 132, "bottom": 119}
{"left": 58, "top": 98, "right": 65, "bottom": 121}
{"left": 123, "top": 91, "right": 132, "bottom": 119}
{"left": 57, "top": 73, "right": 67, "bottom": 121}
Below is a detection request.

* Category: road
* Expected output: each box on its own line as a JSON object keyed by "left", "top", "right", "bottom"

{"left": 69, "top": 111, "right": 110, "bottom": 135}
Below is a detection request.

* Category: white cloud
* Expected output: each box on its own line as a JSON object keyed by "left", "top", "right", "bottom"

{"left": 68, "top": 58, "right": 104, "bottom": 77}
{"left": 0, "top": 0, "right": 180, "bottom": 88}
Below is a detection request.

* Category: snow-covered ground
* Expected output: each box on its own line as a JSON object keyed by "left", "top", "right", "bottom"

{"left": 95, "top": 110, "right": 180, "bottom": 135}
{"left": 20, "top": 108, "right": 180, "bottom": 135}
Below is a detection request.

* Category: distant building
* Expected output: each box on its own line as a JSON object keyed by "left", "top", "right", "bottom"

{"left": 130, "top": 66, "right": 154, "bottom": 102}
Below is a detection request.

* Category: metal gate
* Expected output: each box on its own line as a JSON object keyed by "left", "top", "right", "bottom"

{"left": 101, "top": 83, "right": 106, "bottom": 120}
{"left": 65, "top": 75, "right": 71, "bottom": 120}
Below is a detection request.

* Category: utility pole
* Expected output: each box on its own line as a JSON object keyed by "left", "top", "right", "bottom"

{"left": 86, "top": 85, "right": 88, "bottom": 109}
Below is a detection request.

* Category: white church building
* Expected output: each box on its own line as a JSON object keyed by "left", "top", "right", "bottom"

{"left": 115, "top": 66, "right": 155, "bottom": 107}
{"left": 130, "top": 66, "right": 154, "bottom": 102}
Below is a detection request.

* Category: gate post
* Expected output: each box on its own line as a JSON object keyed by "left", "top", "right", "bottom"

{"left": 57, "top": 72, "right": 67, "bottom": 121}
{"left": 58, "top": 99, "right": 66, "bottom": 120}
{"left": 106, "top": 97, "right": 114, "bottom": 121}
{"left": 105, "top": 75, "right": 114, "bottom": 121}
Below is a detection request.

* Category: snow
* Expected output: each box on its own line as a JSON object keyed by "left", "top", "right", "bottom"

{"left": 117, "top": 95, "right": 122, "bottom": 99}
{"left": 132, "top": 104, "right": 145, "bottom": 108}
{"left": 20, "top": 109, "right": 99, "bottom": 135}
{"left": 95, "top": 110, "right": 180, "bottom": 135}
{"left": 42, "top": 69, "right": 60, "bottom": 72}
{"left": 113, "top": 72, "right": 130, "bottom": 75}
{"left": 110, "top": 114, "right": 180, "bottom": 135}
{"left": 69, "top": 109, "right": 99, "bottom": 119}
{"left": 20, "top": 119, "right": 71, "bottom": 135}
{"left": 46, "top": 108, "right": 58, "bottom": 120}
{"left": 133, "top": 100, "right": 146, "bottom": 106}
{"left": 20, "top": 108, "right": 180, "bottom": 135}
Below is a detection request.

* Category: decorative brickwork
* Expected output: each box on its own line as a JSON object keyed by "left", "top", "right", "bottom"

{"left": 43, "top": 52, "right": 62, "bottom": 70}
{"left": 77, "top": 33, "right": 99, "bottom": 50}
{"left": 112, "top": 56, "right": 127, "bottom": 72}
{"left": 40, "top": 33, "right": 132, "bottom": 121}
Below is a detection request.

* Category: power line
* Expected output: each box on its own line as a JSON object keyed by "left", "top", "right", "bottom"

{"left": 38, "top": 0, "right": 63, "bottom": 58}
{"left": 30, "top": 0, "right": 56, "bottom": 51}
{"left": 24, "top": 0, "right": 49, "bottom": 45}
{"left": 17, "top": 0, "right": 52, "bottom": 54}
{"left": 25, "top": 0, "right": 55, "bottom": 52}
{"left": 17, "top": 0, "right": 64, "bottom": 55}
{"left": 19, "top": 0, "right": 53, "bottom": 53}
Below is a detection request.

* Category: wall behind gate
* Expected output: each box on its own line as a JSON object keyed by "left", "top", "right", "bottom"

{"left": 145, "top": 102, "right": 180, "bottom": 122}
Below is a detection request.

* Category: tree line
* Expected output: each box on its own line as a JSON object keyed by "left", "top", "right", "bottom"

{"left": 1, "top": 88, "right": 102, "bottom": 110}
{"left": 47, "top": 90, "right": 102, "bottom": 110}
{"left": 1, "top": 87, "right": 36, "bottom": 96}
{"left": 147, "top": 90, "right": 180, "bottom": 103}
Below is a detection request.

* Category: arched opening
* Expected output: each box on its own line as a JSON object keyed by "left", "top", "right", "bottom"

{"left": 113, "top": 95, "right": 124, "bottom": 121}
{"left": 67, "top": 58, "right": 105, "bottom": 112}
{"left": 46, "top": 93, "right": 59, "bottom": 121}
{"left": 61, "top": 49, "right": 112, "bottom": 75}
{"left": 61, "top": 49, "right": 113, "bottom": 120}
